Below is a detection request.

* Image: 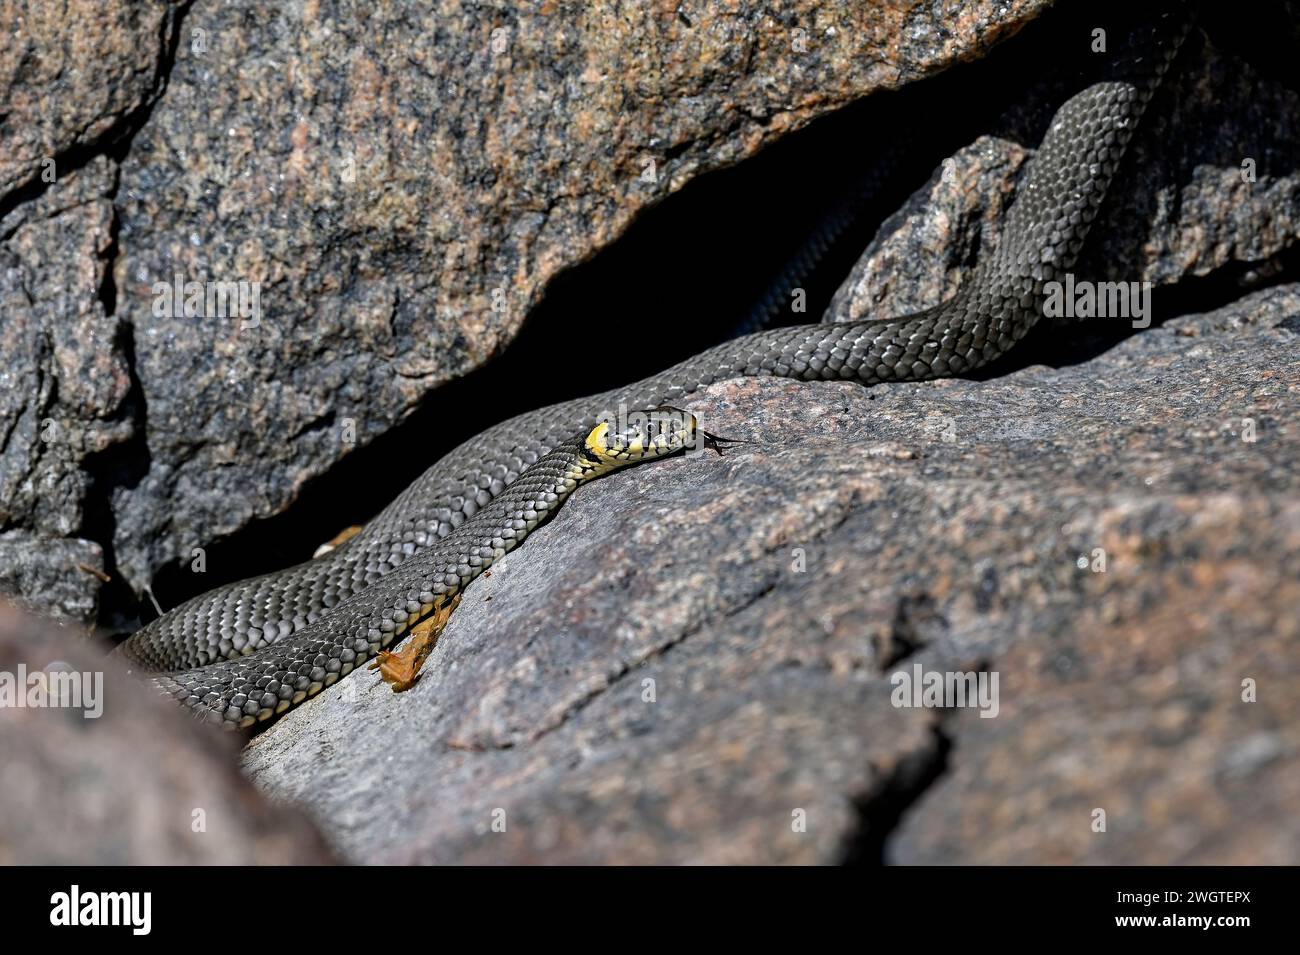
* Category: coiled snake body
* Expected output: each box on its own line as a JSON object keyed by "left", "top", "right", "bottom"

{"left": 119, "top": 7, "right": 1190, "bottom": 728}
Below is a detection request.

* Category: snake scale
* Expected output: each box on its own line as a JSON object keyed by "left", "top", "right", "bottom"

{"left": 118, "top": 6, "right": 1191, "bottom": 727}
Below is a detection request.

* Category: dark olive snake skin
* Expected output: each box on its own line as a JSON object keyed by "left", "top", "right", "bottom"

{"left": 126, "top": 412, "right": 712, "bottom": 727}
{"left": 118, "top": 7, "right": 1190, "bottom": 728}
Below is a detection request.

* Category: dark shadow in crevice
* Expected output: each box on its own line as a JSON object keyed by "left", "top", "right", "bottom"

{"left": 841, "top": 717, "right": 955, "bottom": 866}
{"left": 81, "top": 320, "right": 154, "bottom": 628}
{"left": 1196, "top": 0, "right": 1300, "bottom": 94}
{"left": 75, "top": 3, "right": 194, "bottom": 630}
{"left": 984, "top": 240, "right": 1300, "bottom": 380}
{"left": 878, "top": 593, "right": 949, "bottom": 673}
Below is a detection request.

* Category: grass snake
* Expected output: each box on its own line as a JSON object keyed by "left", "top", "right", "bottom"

{"left": 117, "top": 5, "right": 1191, "bottom": 728}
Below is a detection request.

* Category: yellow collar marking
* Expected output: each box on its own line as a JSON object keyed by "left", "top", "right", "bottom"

{"left": 584, "top": 421, "right": 611, "bottom": 459}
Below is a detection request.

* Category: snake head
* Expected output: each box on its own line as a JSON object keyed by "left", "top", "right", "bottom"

{"left": 583, "top": 406, "right": 704, "bottom": 465}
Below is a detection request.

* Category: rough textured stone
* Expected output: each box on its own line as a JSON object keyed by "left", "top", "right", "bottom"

{"left": 0, "top": 155, "right": 133, "bottom": 620}
{"left": 0, "top": 157, "right": 130, "bottom": 534}
{"left": 827, "top": 29, "right": 1300, "bottom": 323}
{"left": 243, "top": 285, "right": 1300, "bottom": 864}
{"left": 0, "top": 531, "right": 104, "bottom": 623}
{"left": 0, "top": 600, "right": 336, "bottom": 863}
{"left": 106, "top": 0, "right": 1051, "bottom": 591}
{"left": 891, "top": 516, "right": 1300, "bottom": 864}
{"left": 0, "top": 0, "right": 181, "bottom": 195}
{"left": 0, "top": 0, "right": 185, "bottom": 621}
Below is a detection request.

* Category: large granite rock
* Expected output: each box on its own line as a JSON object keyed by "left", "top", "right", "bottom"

{"left": 244, "top": 285, "right": 1300, "bottom": 864}
{"left": 0, "top": 600, "right": 335, "bottom": 863}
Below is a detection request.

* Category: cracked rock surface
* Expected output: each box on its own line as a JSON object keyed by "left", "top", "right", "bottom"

{"left": 244, "top": 286, "right": 1299, "bottom": 864}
